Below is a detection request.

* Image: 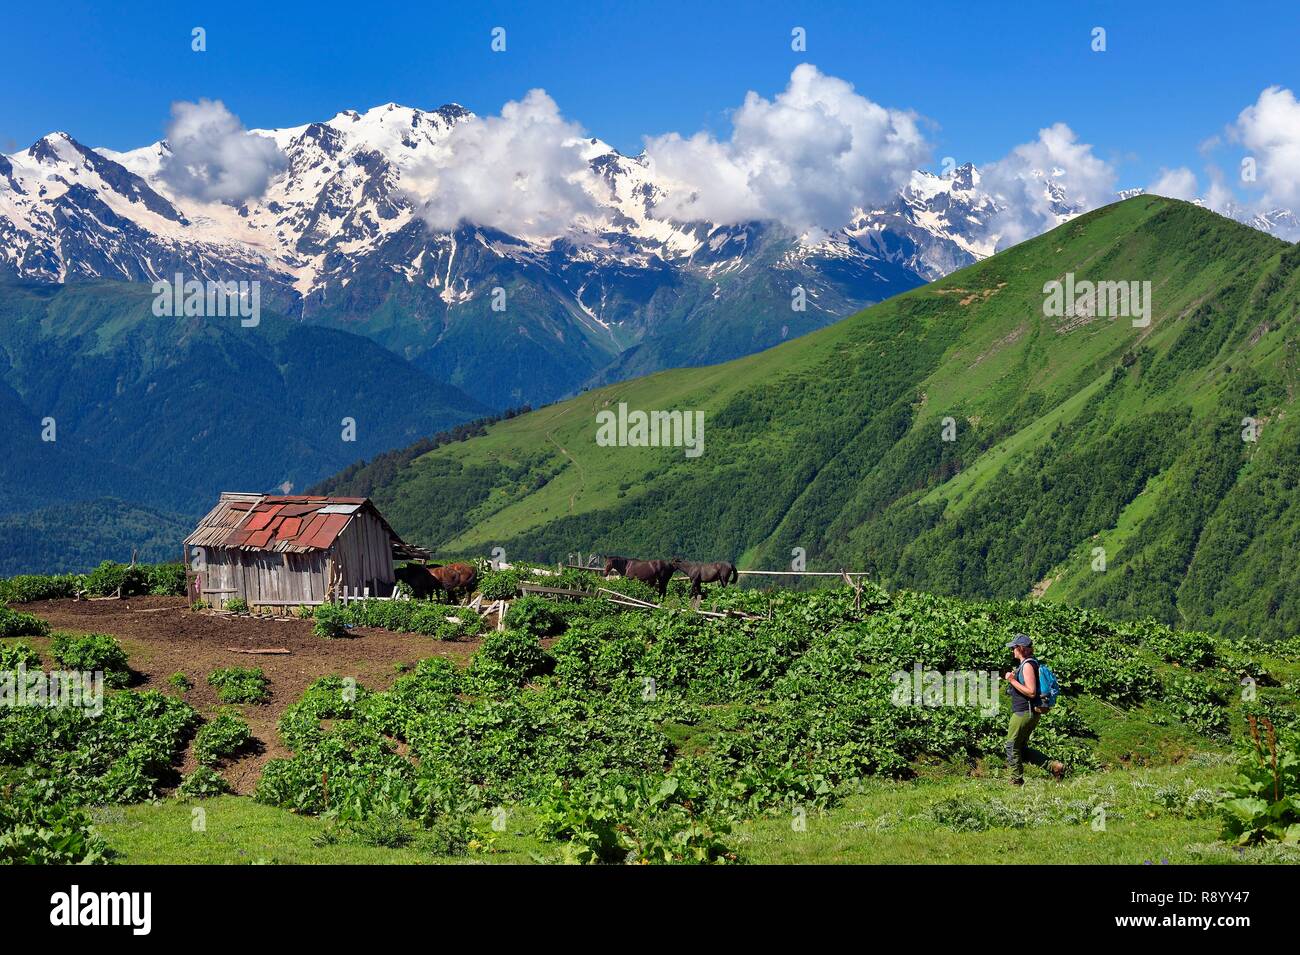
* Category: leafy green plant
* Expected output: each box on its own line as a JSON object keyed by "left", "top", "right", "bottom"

{"left": 178, "top": 765, "right": 230, "bottom": 798}
{"left": 193, "top": 713, "right": 252, "bottom": 766}
{"left": 0, "top": 607, "right": 50, "bottom": 639}
{"left": 168, "top": 672, "right": 192, "bottom": 693}
{"left": 1164, "top": 673, "right": 1230, "bottom": 736}
{"left": 49, "top": 631, "right": 131, "bottom": 687}
{"left": 314, "top": 599, "right": 481, "bottom": 640}
{"left": 0, "top": 573, "right": 83, "bottom": 604}
{"left": 0, "top": 773, "right": 109, "bottom": 864}
{"left": 207, "top": 667, "right": 270, "bottom": 704}
{"left": 553, "top": 567, "right": 600, "bottom": 592}
{"left": 1134, "top": 622, "right": 1218, "bottom": 667}
{"left": 233, "top": 583, "right": 1264, "bottom": 857}
{"left": 504, "top": 595, "right": 566, "bottom": 637}
{"left": 597, "top": 575, "right": 661, "bottom": 604}
{"left": 535, "top": 775, "right": 739, "bottom": 864}
{"left": 1219, "top": 717, "right": 1300, "bottom": 845}
{"left": 424, "top": 812, "right": 473, "bottom": 856}
{"left": 465, "top": 630, "right": 552, "bottom": 691}
{"left": 84, "top": 560, "right": 148, "bottom": 598}
{"left": 0, "top": 641, "right": 41, "bottom": 670}
{"left": 478, "top": 569, "right": 522, "bottom": 600}
{"left": 0, "top": 691, "right": 197, "bottom": 806}
{"left": 312, "top": 603, "right": 351, "bottom": 639}
{"left": 144, "top": 563, "right": 187, "bottom": 596}
{"left": 222, "top": 597, "right": 249, "bottom": 614}
{"left": 347, "top": 808, "right": 414, "bottom": 848}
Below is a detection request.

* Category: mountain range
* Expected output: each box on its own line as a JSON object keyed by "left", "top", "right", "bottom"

{"left": 313, "top": 197, "right": 1300, "bottom": 640}
{"left": 3, "top": 101, "right": 1223, "bottom": 411}
{"left": 3, "top": 103, "right": 1298, "bottom": 579}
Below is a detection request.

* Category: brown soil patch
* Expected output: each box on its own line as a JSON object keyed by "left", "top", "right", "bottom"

{"left": 24, "top": 597, "right": 488, "bottom": 794}
{"left": 934, "top": 284, "right": 1004, "bottom": 307}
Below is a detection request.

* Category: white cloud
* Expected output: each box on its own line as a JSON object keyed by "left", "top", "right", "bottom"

{"left": 414, "top": 89, "right": 601, "bottom": 238}
{"left": 1232, "top": 85, "right": 1300, "bottom": 206}
{"left": 1201, "top": 167, "right": 1236, "bottom": 212}
{"left": 643, "top": 64, "right": 929, "bottom": 234}
{"left": 980, "top": 123, "right": 1117, "bottom": 249}
{"left": 1147, "top": 166, "right": 1199, "bottom": 200}
{"left": 159, "top": 99, "right": 286, "bottom": 204}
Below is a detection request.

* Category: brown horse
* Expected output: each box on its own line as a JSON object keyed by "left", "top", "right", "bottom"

{"left": 670, "top": 558, "right": 738, "bottom": 598}
{"left": 396, "top": 562, "right": 478, "bottom": 601}
{"left": 603, "top": 555, "right": 675, "bottom": 597}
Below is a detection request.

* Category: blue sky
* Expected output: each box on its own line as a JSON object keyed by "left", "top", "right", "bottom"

{"left": 2, "top": 0, "right": 1296, "bottom": 193}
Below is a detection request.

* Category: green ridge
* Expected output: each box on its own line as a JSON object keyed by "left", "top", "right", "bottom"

{"left": 317, "top": 198, "right": 1300, "bottom": 638}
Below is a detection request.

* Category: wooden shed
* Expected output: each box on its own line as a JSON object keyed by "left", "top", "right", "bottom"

{"left": 184, "top": 492, "right": 425, "bottom": 608}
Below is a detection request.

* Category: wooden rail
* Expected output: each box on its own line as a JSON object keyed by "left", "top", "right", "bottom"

{"left": 736, "top": 569, "right": 869, "bottom": 577}
{"left": 519, "top": 584, "right": 595, "bottom": 598}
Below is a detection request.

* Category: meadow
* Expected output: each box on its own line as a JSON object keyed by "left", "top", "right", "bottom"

{"left": 2, "top": 561, "right": 1297, "bottom": 864}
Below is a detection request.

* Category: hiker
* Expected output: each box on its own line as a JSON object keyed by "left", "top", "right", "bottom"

{"left": 1004, "top": 634, "right": 1064, "bottom": 786}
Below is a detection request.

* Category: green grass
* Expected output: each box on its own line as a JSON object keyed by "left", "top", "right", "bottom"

{"left": 732, "top": 765, "right": 1235, "bottom": 865}
{"left": 96, "top": 760, "right": 1297, "bottom": 865}
{"left": 91, "top": 675, "right": 1257, "bottom": 866}
{"left": 92, "top": 798, "right": 520, "bottom": 865}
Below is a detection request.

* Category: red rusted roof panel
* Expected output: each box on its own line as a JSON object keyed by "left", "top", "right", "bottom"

{"left": 243, "top": 507, "right": 280, "bottom": 532}
{"left": 195, "top": 494, "right": 385, "bottom": 552}
{"left": 276, "top": 503, "right": 317, "bottom": 517}
{"left": 297, "top": 513, "right": 327, "bottom": 541}
{"left": 303, "top": 513, "right": 350, "bottom": 549}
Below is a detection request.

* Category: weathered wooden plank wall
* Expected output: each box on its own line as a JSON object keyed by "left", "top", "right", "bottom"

{"left": 196, "top": 514, "right": 392, "bottom": 607}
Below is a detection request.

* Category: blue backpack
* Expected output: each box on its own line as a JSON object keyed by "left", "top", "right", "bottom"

{"left": 1031, "top": 660, "right": 1061, "bottom": 711}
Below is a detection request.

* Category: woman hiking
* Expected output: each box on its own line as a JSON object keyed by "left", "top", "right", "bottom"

{"left": 1004, "top": 634, "right": 1065, "bottom": 786}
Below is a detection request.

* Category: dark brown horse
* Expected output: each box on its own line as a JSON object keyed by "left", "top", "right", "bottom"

{"left": 603, "top": 555, "right": 675, "bottom": 597}
{"left": 396, "top": 562, "right": 478, "bottom": 601}
{"left": 670, "top": 558, "right": 738, "bottom": 597}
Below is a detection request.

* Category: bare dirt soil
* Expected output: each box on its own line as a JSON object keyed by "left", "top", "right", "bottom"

{"left": 26, "top": 597, "right": 488, "bottom": 794}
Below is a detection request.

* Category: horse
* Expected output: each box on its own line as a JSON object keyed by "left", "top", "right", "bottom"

{"left": 602, "top": 555, "right": 675, "bottom": 597}
{"left": 670, "top": 558, "right": 738, "bottom": 598}
{"left": 396, "top": 562, "right": 478, "bottom": 601}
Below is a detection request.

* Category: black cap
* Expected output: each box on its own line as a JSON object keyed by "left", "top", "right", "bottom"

{"left": 1006, "top": 633, "right": 1033, "bottom": 648}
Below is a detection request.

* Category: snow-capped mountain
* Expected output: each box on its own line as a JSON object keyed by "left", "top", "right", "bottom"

{"left": 0, "top": 103, "right": 938, "bottom": 405}
{"left": 845, "top": 163, "right": 999, "bottom": 281}
{"left": 0, "top": 131, "right": 291, "bottom": 294}
{"left": 3, "top": 102, "right": 1290, "bottom": 406}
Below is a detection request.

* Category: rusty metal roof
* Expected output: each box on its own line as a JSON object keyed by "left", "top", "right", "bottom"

{"left": 184, "top": 492, "right": 426, "bottom": 557}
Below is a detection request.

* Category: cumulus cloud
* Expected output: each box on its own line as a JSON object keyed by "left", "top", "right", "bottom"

{"left": 1232, "top": 85, "right": 1300, "bottom": 206}
{"left": 159, "top": 99, "right": 286, "bottom": 204}
{"left": 980, "top": 123, "right": 1117, "bottom": 249}
{"left": 1201, "top": 167, "right": 1236, "bottom": 213}
{"left": 414, "top": 89, "right": 601, "bottom": 238}
{"left": 1147, "top": 166, "right": 1199, "bottom": 200}
{"left": 643, "top": 64, "right": 929, "bottom": 235}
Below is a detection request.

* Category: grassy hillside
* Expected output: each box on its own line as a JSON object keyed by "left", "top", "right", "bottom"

{"left": 317, "top": 197, "right": 1300, "bottom": 638}
{"left": 0, "top": 280, "right": 488, "bottom": 572}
